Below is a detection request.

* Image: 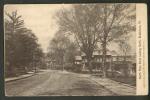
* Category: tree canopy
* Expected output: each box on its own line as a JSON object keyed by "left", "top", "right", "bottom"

{"left": 48, "top": 32, "right": 78, "bottom": 65}
{"left": 5, "top": 11, "right": 44, "bottom": 76}
{"left": 55, "top": 4, "right": 135, "bottom": 75}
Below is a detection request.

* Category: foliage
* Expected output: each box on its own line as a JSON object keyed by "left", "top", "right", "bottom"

{"left": 94, "top": 4, "right": 135, "bottom": 77}
{"left": 48, "top": 32, "right": 78, "bottom": 67}
{"left": 56, "top": 4, "right": 135, "bottom": 76}
{"left": 55, "top": 4, "right": 103, "bottom": 72}
{"left": 116, "top": 36, "right": 131, "bottom": 57}
{"left": 5, "top": 11, "right": 44, "bottom": 77}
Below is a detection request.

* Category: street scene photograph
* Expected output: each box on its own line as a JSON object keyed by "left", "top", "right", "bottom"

{"left": 4, "top": 4, "right": 136, "bottom": 96}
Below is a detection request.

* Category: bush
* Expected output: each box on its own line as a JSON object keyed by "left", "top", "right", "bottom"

{"left": 64, "top": 63, "right": 82, "bottom": 72}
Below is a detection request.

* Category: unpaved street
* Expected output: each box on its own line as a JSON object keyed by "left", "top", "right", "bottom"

{"left": 5, "top": 70, "right": 115, "bottom": 96}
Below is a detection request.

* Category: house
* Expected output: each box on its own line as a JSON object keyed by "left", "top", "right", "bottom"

{"left": 74, "top": 50, "right": 136, "bottom": 77}
{"left": 74, "top": 56, "right": 82, "bottom": 65}
{"left": 112, "top": 55, "right": 136, "bottom": 77}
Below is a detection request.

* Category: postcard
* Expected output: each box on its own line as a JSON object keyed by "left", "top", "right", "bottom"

{"left": 4, "top": 3, "right": 148, "bottom": 96}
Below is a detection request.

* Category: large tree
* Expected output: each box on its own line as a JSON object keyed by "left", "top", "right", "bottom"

{"left": 56, "top": 4, "right": 135, "bottom": 74}
{"left": 95, "top": 4, "right": 135, "bottom": 77}
{"left": 56, "top": 4, "right": 102, "bottom": 72}
{"left": 5, "top": 11, "right": 28, "bottom": 76}
{"left": 5, "top": 11, "right": 44, "bottom": 76}
{"left": 48, "top": 32, "right": 69, "bottom": 65}
{"left": 17, "top": 31, "right": 43, "bottom": 72}
{"left": 116, "top": 35, "right": 131, "bottom": 61}
{"left": 48, "top": 32, "right": 77, "bottom": 70}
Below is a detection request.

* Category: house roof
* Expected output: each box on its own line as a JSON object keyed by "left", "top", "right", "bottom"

{"left": 75, "top": 56, "right": 82, "bottom": 60}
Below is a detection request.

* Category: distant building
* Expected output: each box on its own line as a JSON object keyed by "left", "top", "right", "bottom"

{"left": 74, "top": 50, "right": 136, "bottom": 77}
{"left": 112, "top": 55, "right": 136, "bottom": 77}
{"left": 74, "top": 56, "right": 82, "bottom": 65}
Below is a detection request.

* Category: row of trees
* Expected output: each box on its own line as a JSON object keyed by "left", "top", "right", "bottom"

{"left": 5, "top": 11, "right": 44, "bottom": 77}
{"left": 53, "top": 4, "right": 135, "bottom": 77}
{"left": 47, "top": 31, "right": 78, "bottom": 70}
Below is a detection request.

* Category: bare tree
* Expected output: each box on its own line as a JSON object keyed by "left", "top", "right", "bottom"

{"left": 48, "top": 31, "right": 76, "bottom": 69}
{"left": 56, "top": 4, "right": 135, "bottom": 75}
{"left": 96, "top": 4, "right": 135, "bottom": 77}
{"left": 56, "top": 4, "right": 102, "bottom": 72}
{"left": 117, "top": 36, "right": 131, "bottom": 61}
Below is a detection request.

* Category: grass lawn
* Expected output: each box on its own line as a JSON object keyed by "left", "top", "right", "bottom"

{"left": 110, "top": 77, "right": 136, "bottom": 86}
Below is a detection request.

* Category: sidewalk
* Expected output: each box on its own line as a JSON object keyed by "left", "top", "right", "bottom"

{"left": 90, "top": 76, "right": 136, "bottom": 95}
{"left": 5, "top": 72, "right": 35, "bottom": 83}
{"left": 71, "top": 72, "right": 136, "bottom": 95}
{"left": 5, "top": 70, "right": 54, "bottom": 83}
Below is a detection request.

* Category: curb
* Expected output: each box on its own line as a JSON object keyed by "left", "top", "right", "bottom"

{"left": 5, "top": 74, "right": 36, "bottom": 83}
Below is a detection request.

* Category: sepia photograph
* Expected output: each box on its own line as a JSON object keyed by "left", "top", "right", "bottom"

{"left": 4, "top": 4, "right": 148, "bottom": 96}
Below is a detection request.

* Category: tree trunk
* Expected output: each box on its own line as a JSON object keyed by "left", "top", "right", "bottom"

{"left": 88, "top": 59, "right": 92, "bottom": 73}
{"left": 87, "top": 58, "right": 92, "bottom": 73}
{"left": 102, "top": 42, "right": 107, "bottom": 78}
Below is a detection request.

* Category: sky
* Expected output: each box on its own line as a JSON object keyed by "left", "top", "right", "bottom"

{"left": 4, "top": 4, "right": 136, "bottom": 54}
{"left": 4, "top": 4, "right": 71, "bottom": 53}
